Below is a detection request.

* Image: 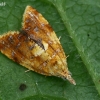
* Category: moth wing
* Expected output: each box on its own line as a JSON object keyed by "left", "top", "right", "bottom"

{"left": 22, "top": 6, "right": 66, "bottom": 67}
{"left": 22, "top": 6, "right": 76, "bottom": 85}
{"left": 0, "top": 31, "right": 50, "bottom": 75}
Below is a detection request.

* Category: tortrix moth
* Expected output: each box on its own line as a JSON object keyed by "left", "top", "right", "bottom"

{"left": 0, "top": 6, "right": 76, "bottom": 85}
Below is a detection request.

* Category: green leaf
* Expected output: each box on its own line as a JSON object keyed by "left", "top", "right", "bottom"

{"left": 0, "top": 0, "right": 100, "bottom": 100}
{"left": 48, "top": 0, "right": 100, "bottom": 95}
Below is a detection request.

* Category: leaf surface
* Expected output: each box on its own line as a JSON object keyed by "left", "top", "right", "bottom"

{"left": 0, "top": 0, "right": 100, "bottom": 100}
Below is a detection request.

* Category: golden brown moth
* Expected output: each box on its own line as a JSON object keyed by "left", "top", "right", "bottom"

{"left": 0, "top": 6, "right": 76, "bottom": 85}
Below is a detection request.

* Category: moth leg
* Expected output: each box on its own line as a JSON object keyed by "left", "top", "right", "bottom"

{"left": 58, "top": 36, "right": 61, "bottom": 41}
{"left": 66, "top": 55, "right": 69, "bottom": 58}
{"left": 25, "top": 69, "right": 30, "bottom": 72}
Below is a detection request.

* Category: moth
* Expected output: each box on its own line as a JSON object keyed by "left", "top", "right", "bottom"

{"left": 0, "top": 6, "right": 76, "bottom": 85}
